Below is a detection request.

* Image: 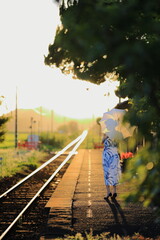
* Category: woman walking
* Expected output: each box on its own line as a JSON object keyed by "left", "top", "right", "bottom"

{"left": 102, "top": 133, "right": 121, "bottom": 200}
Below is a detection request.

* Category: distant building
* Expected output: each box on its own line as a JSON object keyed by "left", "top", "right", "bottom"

{"left": 28, "top": 135, "right": 39, "bottom": 143}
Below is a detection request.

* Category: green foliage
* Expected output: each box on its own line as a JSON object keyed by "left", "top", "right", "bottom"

{"left": 45, "top": 0, "right": 160, "bottom": 138}
{"left": 40, "top": 133, "right": 66, "bottom": 151}
{"left": 122, "top": 143, "right": 160, "bottom": 221}
{"left": 40, "top": 130, "right": 81, "bottom": 152}
{"left": 58, "top": 121, "right": 80, "bottom": 135}
{"left": 46, "top": 1, "right": 160, "bottom": 85}
{"left": 46, "top": 0, "right": 160, "bottom": 220}
{"left": 0, "top": 149, "right": 47, "bottom": 178}
{"left": 0, "top": 116, "right": 9, "bottom": 143}
{"left": 50, "top": 231, "right": 157, "bottom": 240}
{"left": 39, "top": 120, "right": 82, "bottom": 151}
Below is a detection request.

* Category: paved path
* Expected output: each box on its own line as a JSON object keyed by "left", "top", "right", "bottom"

{"left": 41, "top": 149, "right": 160, "bottom": 239}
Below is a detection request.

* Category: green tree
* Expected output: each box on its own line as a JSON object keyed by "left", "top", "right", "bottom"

{"left": 0, "top": 97, "right": 9, "bottom": 143}
{"left": 58, "top": 121, "right": 79, "bottom": 135}
{"left": 45, "top": 0, "right": 160, "bottom": 219}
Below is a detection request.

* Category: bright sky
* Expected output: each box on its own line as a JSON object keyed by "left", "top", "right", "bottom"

{"left": 0, "top": 0, "right": 120, "bottom": 119}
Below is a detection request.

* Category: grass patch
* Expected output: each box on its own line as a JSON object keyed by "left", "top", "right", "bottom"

{"left": 0, "top": 149, "right": 47, "bottom": 178}
{"left": 0, "top": 132, "right": 28, "bottom": 149}
{"left": 52, "top": 232, "right": 158, "bottom": 240}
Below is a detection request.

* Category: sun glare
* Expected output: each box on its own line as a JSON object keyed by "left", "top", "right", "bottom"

{"left": 0, "top": 0, "right": 120, "bottom": 120}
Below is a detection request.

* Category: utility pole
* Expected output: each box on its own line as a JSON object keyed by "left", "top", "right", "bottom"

{"left": 15, "top": 87, "right": 18, "bottom": 148}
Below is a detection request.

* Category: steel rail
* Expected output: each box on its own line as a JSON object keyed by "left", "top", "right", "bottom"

{"left": 0, "top": 131, "right": 86, "bottom": 199}
{"left": 0, "top": 130, "right": 88, "bottom": 240}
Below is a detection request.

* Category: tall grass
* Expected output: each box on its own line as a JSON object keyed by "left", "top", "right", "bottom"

{"left": 0, "top": 130, "right": 101, "bottom": 150}
{"left": 52, "top": 232, "right": 156, "bottom": 240}
{"left": 0, "top": 132, "right": 28, "bottom": 149}
{"left": 0, "top": 149, "right": 47, "bottom": 178}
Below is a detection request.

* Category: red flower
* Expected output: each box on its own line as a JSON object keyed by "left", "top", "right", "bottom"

{"left": 120, "top": 152, "right": 133, "bottom": 159}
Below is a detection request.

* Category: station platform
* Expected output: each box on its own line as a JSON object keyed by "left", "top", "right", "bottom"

{"left": 40, "top": 149, "right": 160, "bottom": 239}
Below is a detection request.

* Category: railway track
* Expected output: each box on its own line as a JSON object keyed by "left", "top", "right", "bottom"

{"left": 0, "top": 130, "right": 88, "bottom": 240}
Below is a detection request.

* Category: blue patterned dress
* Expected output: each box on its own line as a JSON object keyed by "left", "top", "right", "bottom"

{"left": 102, "top": 137, "right": 121, "bottom": 186}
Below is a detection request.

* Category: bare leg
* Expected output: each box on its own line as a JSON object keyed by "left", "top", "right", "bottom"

{"left": 106, "top": 185, "right": 111, "bottom": 195}
{"left": 104, "top": 185, "right": 112, "bottom": 199}
{"left": 113, "top": 185, "right": 116, "bottom": 194}
{"left": 112, "top": 185, "right": 117, "bottom": 198}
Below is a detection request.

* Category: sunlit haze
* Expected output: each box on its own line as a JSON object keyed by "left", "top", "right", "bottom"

{"left": 0, "top": 0, "right": 120, "bottom": 119}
